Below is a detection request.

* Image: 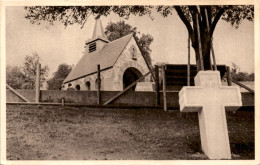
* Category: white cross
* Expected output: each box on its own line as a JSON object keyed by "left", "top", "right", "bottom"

{"left": 179, "top": 71, "right": 242, "bottom": 159}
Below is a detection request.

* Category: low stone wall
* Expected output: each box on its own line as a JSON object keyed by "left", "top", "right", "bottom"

{"left": 6, "top": 90, "right": 35, "bottom": 102}
{"left": 6, "top": 89, "right": 178, "bottom": 107}
{"left": 6, "top": 89, "right": 253, "bottom": 108}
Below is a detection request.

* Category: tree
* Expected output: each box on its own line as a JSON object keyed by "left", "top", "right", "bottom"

{"left": 138, "top": 34, "right": 154, "bottom": 68}
{"left": 157, "top": 6, "right": 254, "bottom": 71}
{"left": 24, "top": 5, "right": 254, "bottom": 72}
{"left": 6, "top": 53, "right": 49, "bottom": 89}
{"left": 232, "top": 72, "right": 254, "bottom": 81}
{"left": 22, "top": 52, "right": 49, "bottom": 89}
{"left": 47, "top": 63, "right": 73, "bottom": 90}
{"left": 231, "top": 62, "right": 240, "bottom": 74}
{"left": 6, "top": 65, "right": 25, "bottom": 89}
{"left": 248, "top": 73, "right": 254, "bottom": 81}
{"left": 230, "top": 63, "right": 254, "bottom": 81}
{"left": 105, "top": 21, "right": 153, "bottom": 68}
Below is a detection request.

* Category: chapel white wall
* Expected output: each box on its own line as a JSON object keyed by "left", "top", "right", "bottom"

{"left": 62, "top": 37, "right": 150, "bottom": 91}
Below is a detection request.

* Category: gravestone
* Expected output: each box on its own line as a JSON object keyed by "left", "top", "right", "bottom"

{"left": 179, "top": 71, "right": 242, "bottom": 159}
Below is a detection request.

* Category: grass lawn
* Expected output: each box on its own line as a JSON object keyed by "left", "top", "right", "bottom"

{"left": 6, "top": 105, "right": 254, "bottom": 160}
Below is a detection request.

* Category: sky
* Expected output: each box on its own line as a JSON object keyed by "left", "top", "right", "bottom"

{"left": 6, "top": 6, "right": 254, "bottom": 79}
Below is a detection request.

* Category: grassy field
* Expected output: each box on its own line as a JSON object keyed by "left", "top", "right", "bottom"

{"left": 6, "top": 105, "right": 254, "bottom": 160}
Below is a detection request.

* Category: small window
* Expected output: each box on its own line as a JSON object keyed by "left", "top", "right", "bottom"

{"left": 85, "top": 81, "right": 91, "bottom": 90}
{"left": 75, "top": 84, "right": 81, "bottom": 91}
{"left": 89, "top": 42, "right": 96, "bottom": 53}
{"left": 68, "top": 83, "right": 72, "bottom": 87}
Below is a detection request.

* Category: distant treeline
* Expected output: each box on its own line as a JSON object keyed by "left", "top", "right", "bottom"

{"left": 230, "top": 63, "right": 254, "bottom": 81}
{"left": 231, "top": 72, "right": 254, "bottom": 81}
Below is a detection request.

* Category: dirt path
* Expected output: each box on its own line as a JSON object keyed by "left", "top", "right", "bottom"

{"left": 6, "top": 105, "right": 254, "bottom": 160}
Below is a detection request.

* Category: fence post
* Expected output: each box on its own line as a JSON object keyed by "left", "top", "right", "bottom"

{"left": 187, "top": 34, "right": 191, "bottom": 86}
{"left": 226, "top": 66, "right": 232, "bottom": 86}
{"left": 155, "top": 65, "right": 160, "bottom": 106}
{"left": 36, "top": 63, "right": 41, "bottom": 103}
{"left": 162, "top": 65, "right": 167, "bottom": 111}
{"left": 61, "top": 98, "right": 65, "bottom": 106}
{"left": 97, "top": 64, "right": 101, "bottom": 104}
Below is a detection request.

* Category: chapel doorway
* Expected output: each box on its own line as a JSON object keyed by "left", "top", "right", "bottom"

{"left": 123, "top": 67, "right": 143, "bottom": 91}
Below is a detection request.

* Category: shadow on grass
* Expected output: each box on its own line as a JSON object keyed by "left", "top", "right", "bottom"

{"left": 230, "top": 142, "right": 255, "bottom": 159}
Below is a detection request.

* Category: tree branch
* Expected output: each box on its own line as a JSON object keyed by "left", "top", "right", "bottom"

{"left": 200, "top": 6, "right": 208, "bottom": 36}
{"left": 206, "top": 6, "right": 212, "bottom": 26}
{"left": 174, "top": 6, "right": 194, "bottom": 36}
{"left": 188, "top": 6, "right": 199, "bottom": 32}
{"left": 187, "top": 6, "right": 199, "bottom": 46}
{"left": 210, "top": 6, "right": 228, "bottom": 36}
{"left": 200, "top": 6, "right": 207, "bottom": 27}
{"left": 188, "top": 6, "right": 199, "bottom": 15}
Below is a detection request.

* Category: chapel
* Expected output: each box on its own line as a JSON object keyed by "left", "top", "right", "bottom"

{"left": 62, "top": 19, "right": 151, "bottom": 91}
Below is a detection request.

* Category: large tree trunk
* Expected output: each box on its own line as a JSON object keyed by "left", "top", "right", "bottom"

{"left": 191, "top": 23, "right": 212, "bottom": 72}
{"left": 193, "top": 42, "right": 211, "bottom": 72}
{"left": 201, "top": 35, "right": 212, "bottom": 70}
{"left": 191, "top": 35, "right": 212, "bottom": 72}
{"left": 193, "top": 47, "right": 202, "bottom": 72}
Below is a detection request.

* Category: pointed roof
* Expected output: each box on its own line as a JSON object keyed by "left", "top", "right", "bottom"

{"left": 63, "top": 33, "right": 134, "bottom": 83}
{"left": 85, "top": 18, "right": 109, "bottom": 44}
{"left": 92, "top": 19, "right": 106, "bottom": 39}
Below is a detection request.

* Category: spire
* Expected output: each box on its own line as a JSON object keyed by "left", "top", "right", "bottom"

{"left": 92, "top": 18, "right": 107, "bottom": 40}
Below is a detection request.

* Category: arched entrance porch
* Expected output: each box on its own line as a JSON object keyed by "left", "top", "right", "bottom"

{"left": 123, "top": 67, "right": 143, "bottom": 91}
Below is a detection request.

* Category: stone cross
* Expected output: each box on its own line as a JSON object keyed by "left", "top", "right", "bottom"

{"left": 179, "top": 71, "right": 242, "bottom": 159}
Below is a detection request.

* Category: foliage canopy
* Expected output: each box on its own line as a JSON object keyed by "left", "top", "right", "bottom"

{"left": 25, "top": 5, "right": 254, "bottom": 71}
{"left": 47, "top": 63, "right": 73, "bottom": 90}
{"left": 104, "top": 21, "right": 153, "bottom": 68}
{"left": 6, "top": 52, "right": 49, "bottom": 89}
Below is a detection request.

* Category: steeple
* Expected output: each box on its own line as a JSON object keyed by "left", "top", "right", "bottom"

{"left": 85, "top": 18, "right": 109, "bottom": 54}
{"left": 92, "top": 18, "right": 108, "bottom": 40}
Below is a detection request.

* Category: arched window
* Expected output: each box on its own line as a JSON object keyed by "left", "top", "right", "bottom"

{"left": 85, "top": 81, "right": 91, "bottom": 90}
{"left": 75, "top": 84, "right": 80, "bottom": 91}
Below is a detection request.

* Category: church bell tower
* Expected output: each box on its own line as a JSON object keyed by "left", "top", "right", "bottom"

{"left": 85, "top": 19, "right": 109, "bottom": 54}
